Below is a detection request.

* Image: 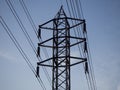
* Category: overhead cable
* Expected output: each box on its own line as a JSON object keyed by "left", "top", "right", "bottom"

{"left": 19, "top": 0, "right": 51, "bottom": 85}
{"left": 0, "top": 16, "right": 46, "bottom": 90}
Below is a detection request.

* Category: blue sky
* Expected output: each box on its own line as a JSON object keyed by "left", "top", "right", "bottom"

{"left": 0, "top": 0, "right": 120, "bottom": 90}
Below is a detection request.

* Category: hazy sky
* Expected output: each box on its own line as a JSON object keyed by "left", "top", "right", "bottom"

{"left": 0, "top": 0, "right": 120, "bottom": 90}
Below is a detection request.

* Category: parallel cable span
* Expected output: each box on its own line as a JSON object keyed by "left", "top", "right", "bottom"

{"left": 66, "top": 0, "right": 83, "bottom": 58}
{"left": 75, "top": 1, "right": 94, "bottom": 90}
{"left": 0, "top": 16, "right": 46, "bottom": 90}
{"left": 19, "top": 0, "right": 51, "bottom": 85}
{"left": 75, "top": 0, "right": 97, "bottom": 90}
{"left": 5, "top": 0, "right": 36, "bottom": 54}
{"left": 19, "top": 0, "right": 37, "bottom": 35}
{"left": 19, "top": 0, "right": 50, "bottom": 61}
{"left": 65, "top": 0, "right": 97, "bottom": 90}
{"left": 74, "top": 0, "right": 97, "bottom": 89}
{"left": 65, "top": 0, "right": 91, "bottom": 90}
{"left": 5, "top": 0, "right": 51, "bottom": 87}
{"left": 5, "top": 0, "right": 51, "bottom": 88}
{"left": 67, "top": 1, "right": 92, "bottom": 90}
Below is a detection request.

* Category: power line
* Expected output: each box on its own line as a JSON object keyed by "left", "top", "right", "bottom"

{"left": 0, "top": 16, "right": 46, "bottom": 90}
{"left": 66, "top": 0, "right": 83, "bottom": 58}
{"left": 19, "top": 0, "right": 37, "bottom": 35}
{"left": 66, "top": 1, "right": 91, "bottom": 90}
{"left": 5, "top": 0, "right": 50, "bottom": 89}
{"left": 65, "top": 0, "right": 97, "bottom": 90}
{"left": 6, "top": 0, "right": 51, "bottom": 87}
{"left": 74, "top": 0, "right": 97, "bottom": 90}
{"left": 19, "top": 0, "right": 52, "bottom": 85}
{"left": 5, "top": 0, "right": 36, "bottom": 54}
{"left": 19, "top": 0, "right": 50, "bottom": 61}
{"left": 78, "top": 0, "right": 84, "bottom": 19}
{"left": 65, "top": 1, "right": 90, "bottom": 90}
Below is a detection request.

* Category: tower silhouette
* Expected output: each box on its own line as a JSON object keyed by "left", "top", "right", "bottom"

{"left": 36, "top": 6, "right": 88, "bottom": 90}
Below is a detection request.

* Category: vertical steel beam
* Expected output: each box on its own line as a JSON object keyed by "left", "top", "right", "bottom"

{"left": 52, "top": 7, "right": 71, "bottom": 90}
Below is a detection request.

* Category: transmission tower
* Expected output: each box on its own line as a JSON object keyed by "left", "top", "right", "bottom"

{"left": 36, "top": 6, "right": 88, "bottom": 90}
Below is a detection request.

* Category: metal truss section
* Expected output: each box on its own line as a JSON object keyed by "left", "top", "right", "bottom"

{"left": 37, "top": 6, "right": 87, "bottom": 90}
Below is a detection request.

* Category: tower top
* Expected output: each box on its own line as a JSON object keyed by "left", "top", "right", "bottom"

{"left": 55, "top": 6, "right": 67, "bottom": 18}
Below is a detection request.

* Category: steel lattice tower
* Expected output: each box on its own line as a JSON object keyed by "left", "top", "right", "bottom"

{"left": 36, "top": 6, "right": 87, "bottom": 90}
